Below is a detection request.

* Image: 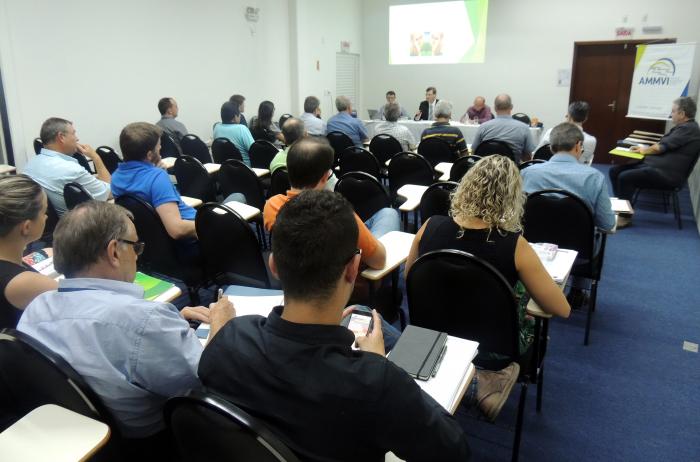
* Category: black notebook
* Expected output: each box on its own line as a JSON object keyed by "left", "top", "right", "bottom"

{"left": 389, "top": 325, "right": 448, "bottom": 381}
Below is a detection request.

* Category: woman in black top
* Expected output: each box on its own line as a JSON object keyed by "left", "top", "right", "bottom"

{"left": 249, "top": 100, "right": 284, "bottom": 147}
{"left": 0, "top": 175, "right": 57, "bottom": 328}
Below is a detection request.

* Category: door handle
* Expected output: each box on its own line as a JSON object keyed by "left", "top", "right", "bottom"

{"left": 608, "top": 100, "right": 616, "bottom": 112}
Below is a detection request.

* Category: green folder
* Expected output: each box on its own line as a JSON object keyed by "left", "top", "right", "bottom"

{"left": 609, "top": 148, "right": 644, "bottom": 160}
{"left": 134, "top": 272, "right": 175, "bottom": 301}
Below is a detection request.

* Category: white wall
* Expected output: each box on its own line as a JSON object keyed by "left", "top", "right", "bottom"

{"left": 0, "top": 0, "right": 293, "bottom": 169}
{"left": 362, "top": 0, "right": 700, "bottom": 129}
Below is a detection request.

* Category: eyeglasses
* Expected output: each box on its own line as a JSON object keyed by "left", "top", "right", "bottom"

{"left": 117, "top": 238, "right": 145, "bottom": 256}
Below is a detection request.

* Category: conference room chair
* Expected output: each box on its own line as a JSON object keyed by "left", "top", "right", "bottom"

{"left": 406, "top": 250, "right": 532, "bottom": 462}
{"left": 523, "top": 189, "right": 607, "bottom": 345}
{"left": 269, "top": 167, "right": 290, "bottom": 197}
{"left": 368, "top": 133, "right": 403, "bottom": 167}
{"left": 387, "top": 152, "right": 435, "bottom": 203}
{"left": 334, "top": 171, "right": 391, "bottom": 223}
{"left": 326, "top": 131, "right": 354, "bottom": 167}
{"left": 211, "top": 137, "right": 244, "bottom": 164}
{"left": 36, "top": 194, "right": 60, "bottom": 247}
{"left": 418, "top": 181, "right": 458, "bottom": 225}
{"left": 533, "top": 144, "right": 553, "bottom": 161}
{"left": 195, "top": 203, "right": 275, "bottom": 289}
{"left": 631, "top": 153, "right": 700, "bottom": 229}
{"left": 417, "top": 137, "right": 457, "bottom": 167}
{"left": 338, "top": 146, "right": 382, "bottom": 178}
{"left": 512, "top": 113, "right": 531, "bottom": 126}
{"left": 180, "top": 134, "right": 213, "bottom": 164}
{"left": 0, "top": 328, "right": 122, "bottom": 460}
{"left": 95, "top": 146, "right": 122, "bottom": 174}
{"left": 278, "top": 113, "right": 293, "bottom": 129}
{"left": 63, "top": 182, "right": 93, "bottom": 210}
{"left": 174, "top": 155, "right": 217, "bottom": 203}
{"left": 115, "top": 194, "right": 205, "bottom": 304}
{"left": 74, "top": 151, "right": 95, "bottom": 174}
{"left": 473, "top": 140, "right": 516, "bottom": 163}
{"left": 518, "top": 159, "right": 547, "bottom": 170}
{"left": 217, "top": 159, "right": 267, "bottom": 245}
{"left": 449, "top": 155, "right": 482, "bottom": 182}
{"left": 33, "top": 137, "right": 43, "bottom": 154}
{"left": 160, "top": 132, "right": 181, "bottom": 159}
{"left": 165, "top": 390, "right": 300, "bottom": 462}
{"left": 249, "top": 140, "right": 279, "bottom": 170}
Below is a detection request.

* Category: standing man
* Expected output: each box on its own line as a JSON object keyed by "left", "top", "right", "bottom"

{"left": 156, "top": 97, "right": 188, "bottom": 147}
{"left": 471, "top": 94, "right": 535, "bottom": 163}
{"left": 378, "top": 91, "right": 409, "bottom": 120}
{"left": 415, "top": 86, "right": 439, "bottom": 121}
{"left": 229, "top": 94, "right": 248, "bottom": 127}
{"left": 326, "top": 96, "right": 368, "bottom": 147}
{"left": 23, "top": 117, "right": 111, "bottom": 215}
{"left": 534, "top": 101, "right": 597, "bottom": 164}
{"left": 299, "top": 96, "right": 326, "bottom": 136}
{"left": 460, "top": 96, "right": 493, "bottom": 124}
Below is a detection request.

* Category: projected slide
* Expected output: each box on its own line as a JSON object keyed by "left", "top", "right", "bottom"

{"left": 389, "top": 0, "right": 488, "bottom": 65}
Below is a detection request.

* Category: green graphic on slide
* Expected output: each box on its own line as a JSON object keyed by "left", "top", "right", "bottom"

{"left": 460, "top": 0, "right": 489, "bottom": 62}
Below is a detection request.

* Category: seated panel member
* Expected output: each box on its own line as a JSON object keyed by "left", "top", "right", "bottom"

{"left": 377, "top": 90, "right": 409, "bottom": 120}
{"left": 299, "top": 96, "right": 327, "bottom": 136}
{"left": 214, "top": 101, "right": 256, "bottom": 166}
{"left": 420, "top": 100, "right": 469, "bottom": 156}
{"left": 155, "top": 97, "right": 188, "bottom": 147}
{"left": 414, "top": 86, "right": 439, "bottom": 121}
{"left": 264, "top": 138, "right": 400, "bottom": 270}
{"left": 326, "top": 96, "right": 369, "bottom": 147}
{"left": 200, "top": 190, "right": 472, "bottom": 461}
{"left": 471, "top": 94, "right": 535, "bottom": 163}
{"left": 23, "top": 117, "right": 112, "bottom": 216}
{"left": 460, "top": 96, "right": 493, "bottom": 124}
{"left": 18, "top": 201, "right": 234, "bottom": 439}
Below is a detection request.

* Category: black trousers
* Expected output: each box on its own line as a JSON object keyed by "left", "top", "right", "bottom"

{"left": 608, "top": 162, "right": 677, "bottom": 200}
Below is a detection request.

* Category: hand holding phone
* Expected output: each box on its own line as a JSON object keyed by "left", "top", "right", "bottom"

{"left": 355, "top": 310, "right": 385, "bottom": 356}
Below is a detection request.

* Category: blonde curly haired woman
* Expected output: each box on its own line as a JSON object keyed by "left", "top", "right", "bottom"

{"left": 405, "top": 155, "right": 570, "bottom": 421}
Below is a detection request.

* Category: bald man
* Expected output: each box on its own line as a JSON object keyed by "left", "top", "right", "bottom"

{"left": 460, "top": 96, "right": 493, "bottom": 124}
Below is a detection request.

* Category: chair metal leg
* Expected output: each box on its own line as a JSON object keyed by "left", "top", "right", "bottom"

{"left": 662, "top": 192, "right": 668, "bottom": 213}
{"left": 536, "top": 319, "right": 549, "bottom": 413}
{"left": 584, "top": 281, "right": 598, "bottom": 346}
{"left": 631, "top": 189, "right": 640, "bottom": 206}
{"left": 672, "top": 191, "right": 682, "bottom": 229}
{"left": 511, "top": 382, "right": 528, "bottom": 462}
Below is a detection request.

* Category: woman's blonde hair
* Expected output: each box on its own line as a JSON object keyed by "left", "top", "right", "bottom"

{"left": 450, "top": 155, "right": 524, "bottom": 232}
{"left": 0, "top": 174, "right": 45, "bottom": 237}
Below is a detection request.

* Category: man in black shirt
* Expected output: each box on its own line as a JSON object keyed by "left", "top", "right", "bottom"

{"left": 610, "top": 97, "right": 700, "bottom": 227}
{"left": 199, "top": 190, "right": 472, "bottom": 461}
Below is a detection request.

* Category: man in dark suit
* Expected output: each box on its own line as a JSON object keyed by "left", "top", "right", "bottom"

{"left": 414, "top": 86, "right": 439, "bottom": 121}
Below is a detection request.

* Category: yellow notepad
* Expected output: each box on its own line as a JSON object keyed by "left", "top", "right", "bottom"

{"left": 609, "top": 148, "right": 644, "bottom": 160}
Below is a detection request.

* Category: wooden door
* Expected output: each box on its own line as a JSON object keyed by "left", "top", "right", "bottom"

{"left": 570, "top": 39, "right": 675, "bottom": 164}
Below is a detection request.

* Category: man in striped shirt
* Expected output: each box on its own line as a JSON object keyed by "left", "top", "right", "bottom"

{"left": 420, "top": 100, "right": 469, "bottom": 156}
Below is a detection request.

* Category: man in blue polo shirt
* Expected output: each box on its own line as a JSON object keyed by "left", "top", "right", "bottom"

{"left": 326, "top": 96, "right": 368, "bottom": 147}
{"left": 472, "top": 94, "right": 535, "bottom": 163}
{"left": 213, "top": 101, "right": 255, "bottom": 166}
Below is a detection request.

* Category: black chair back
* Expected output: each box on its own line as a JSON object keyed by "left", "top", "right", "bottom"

{"left": 519, "top": 159, "right": 547, "bottom": 170}
{"left": 334, "top": 171, "right": 390, "bottom": 222}
{"left": 278, "top": 113, "right": 293, "bottom": 129}
{"left": 180, "top": 134, "right": 212, "bottom": 164}
{"left": 165, "top": 391, "right": 300, "bottom": 462}
{"left": 512, "top": 113, "right": 531, "bottom": 125}
{"left": 73, "top": 152, "right": 94, "bottom": 173}
{"left": 160, "top": 133, "right": 181, "bottom": 158}
{"left": 406, "top": 250, "right": 520, "bottom": 365}
{"left": 218, "top": 160, "right": 266, "bottom": 210}
{"left": 212, "top": 137, "right": 243, "bottom": 164}
{"left": 63, "top": 182, "right": 93, "bottom": 210}
{"left": 387, "top": 152, "right": 434, "bottom": 199}
{"left": 369, "top": 134, "right": 403, "bottom": 166}
{"left": 326, "top": 131, "right": 354, "bottom": 167}
{"left": 449, "top": 155, "right": 482, "bottom": 182}
{"left": 174, "top": 155, "right": 217, "bottom": 202}
{"left": 196, "top": 203, "right": 270, "bottom": 288}
{"left": 33, "top": 138, "right": 43, "bottom": 154}
{"left": 249, "top": 140, "right": 279, "bottom": 170}
{"left": 40, "top": 197, "right": 60, "bottom": 245}
{"left": 533, "top": 144, "right": 553, "bottom": 161}
{"left": 270, "top": 168, "right": 291, "bottom": 197}
{"left": 419, "top": 181, "right": 458, "bottom": 224}
{"left": 338, "top": 146, "right": 381, "bottom": 178}
{"left": 417, "top": 137, "right": 456, "bottom": 166}
{"left": 474, "top": 140, "right": 515, "bottom": 162}
{"left": 96, "top": 146, "right": 122, "bottom": 174}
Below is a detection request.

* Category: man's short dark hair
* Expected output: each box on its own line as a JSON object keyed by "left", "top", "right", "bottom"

{"left": 303, "top": 96, "right": 320, "bottom": 113}
{"left": 674, "top": 96, "right": 697, "bottom": 119}
{"left": 550, "top": 122, "right": 584, "bottom": 153}
{"left": 426, "top": 87, "right": 436, "bottom": 94}
{"left": 282, "top": 118, "right": 305, "bottom": 145}
{"left": 53, "top": 201, "right": 134, "bottom": 278}
{"left": 40, "top": 117, "right": 73, "bottom": 144}
{"left": 221, "top": 101, "right": 240, "bottom": 123}
{"left": 287, "top": 138, "right": 333, "bottom": 189}
{"left": 272, "top": 190, "right": 359, "bottom": 300}
{"left": 158, "top": 97, "right": 173, "bottom": 116}
{"left": 568, "top": 101, "right": 590, "bottom": 123}
{"left": 386, "top": 90, "right": 396, "bottom": 97}
{"left": 229, "top": 94, "right": 245, "bottom": 108}
{"left": 119, "top": 122, "right": 162, "bottom": 161}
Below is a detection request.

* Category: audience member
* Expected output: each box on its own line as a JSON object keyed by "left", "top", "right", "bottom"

{"left": 420, "top": 100, "right": 469, "bottom": 156}
{"left": 377, "top": 90, "right": 409, "bottom": 120}
{"left": 609, "top": 96, "right": 700, "bottom": 227}
{"left": 415, "top": 86, "right": 439, "bottom": 121}
{"left": 460, "top": 96, "right": 493, "bottom": 124}
{"left": 200, "top": 189, "right": 472, "bottom": 461}
{"left": 269, "top": 118, "right": 305, "bottom": 174}
{"left": 326, "top": 96, "right": 369, "bottom": 147}
{"left": 18, "top": 200, "right": 234, "bottom": 441}
{"left": 23, "top": 117, "right": 111, "bottom": 215}
{"left": 156, "top": 97, "right": 188, "bottom": 147}
{"left": 535, "top": 101, "right": 596, "bottom": 164}
{"left": 0, "top": 175, "right": 57, "bottom": 328}
{"left": 472, "top": 94, "right": 535, "bottom": 163}
{"left": 299, "top": 96, "right": 326, "bottom": 136}
{"left": 264, "top": 138, "right": 398, "bottom": 270}
{"left": 374, "top": 103, "right": 417, "bottom": 151}
{"left": 249, "top": 100, "right": 284, "bottom": 147}
{"left": 229, "top": 94, "right": 248, "bottom": 127}
{"left": 214, "top": 101, "right": 256, "bottom": 166}
{"left": 522, "top": 123, "right": 615, "bottom": 231}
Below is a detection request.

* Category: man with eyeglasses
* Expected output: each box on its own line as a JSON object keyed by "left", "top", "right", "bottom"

{"left": 18, "top": 201, "right": 235, "bottom": 448}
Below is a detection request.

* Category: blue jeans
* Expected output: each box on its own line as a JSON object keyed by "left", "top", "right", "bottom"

{"left": 350, "top": 305, "right": 401, "bottom": 352}
{"left": 364, "top": 208, "right": 400, "bottom": 239}
{"left": 223, "top": 193, "right": 247, "bottom": 204}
